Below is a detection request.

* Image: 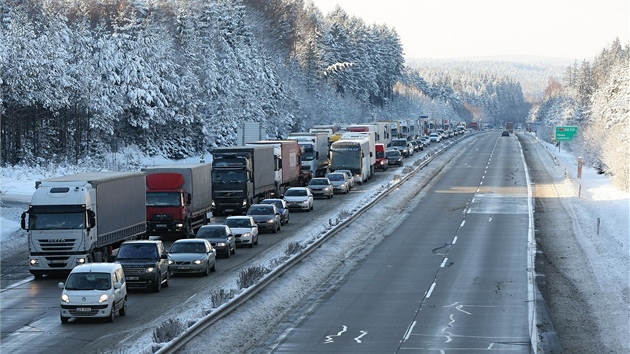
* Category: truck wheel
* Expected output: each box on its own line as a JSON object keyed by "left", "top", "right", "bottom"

{"left": 32, "top": 271, "right": 44, "bottom": 279}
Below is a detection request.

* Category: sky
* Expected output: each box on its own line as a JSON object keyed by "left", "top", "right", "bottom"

{"left": 311, "top": 0, "right": 630, "bottom": 60}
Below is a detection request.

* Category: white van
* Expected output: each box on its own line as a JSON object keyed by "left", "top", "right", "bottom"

{"left": 58, "top": 263, "right": 127, "bottom": 323}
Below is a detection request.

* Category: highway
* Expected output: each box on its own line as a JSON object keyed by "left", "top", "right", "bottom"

{"left": 0, "top": 132, "right": 537, "bottom": 353}
{"left": 258, "top": 132, "right": 533, "bottom": 353}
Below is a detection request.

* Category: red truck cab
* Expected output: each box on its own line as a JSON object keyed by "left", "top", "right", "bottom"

{"left": 145, "top": 173, "right": 191, "bottom": 237}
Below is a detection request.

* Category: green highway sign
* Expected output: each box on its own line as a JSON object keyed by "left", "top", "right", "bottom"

{"left": 555, "top": 126, "right": 578, "bottom": 141}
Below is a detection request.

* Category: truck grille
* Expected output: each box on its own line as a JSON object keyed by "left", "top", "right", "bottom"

{"left": 150, "top": 214, "right": 173, "bottom": 221}
{"left": 37, "top": 239, "right": 76, "bottom": 252}
{"left": 45, "top": 256, "right": 71, "bottom": 268}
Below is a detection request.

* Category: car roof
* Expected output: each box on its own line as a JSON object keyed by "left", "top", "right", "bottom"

{"left": 200, "top": 224, "right": 227, "bottom": 229}
{"left": 287, "top": 187, "right": 308, "bottom": 190}
{"left": 71, "top": 262, "right": 121, "bottom": 273}
{"left": 121, "top": 240, "right": 161, "bottom": 245}
{"left": 226, "top": 215, "right": 251, "bottom": 219}
{"left": 261, "top": 198, "right": 283, "bottom": 202}
{"left": 172, "top": 238, "right": 208, "bottom": 244}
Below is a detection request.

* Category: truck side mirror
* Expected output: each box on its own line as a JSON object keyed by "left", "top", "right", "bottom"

{"left": 21, "top": 212, "right": 28, "bottom": 231}
{"left": 88, "top": 210, "right": 96, "bottom": 229}
{"left": 187, "top": 193, "right": 192, "bottom": 205}
{"left": 315, "top": 151, "right": 320, "bottom": 159}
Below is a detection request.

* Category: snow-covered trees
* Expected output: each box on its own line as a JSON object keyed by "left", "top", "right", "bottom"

{"left": 529, "top": 39, "right": 629, "bottom": 191}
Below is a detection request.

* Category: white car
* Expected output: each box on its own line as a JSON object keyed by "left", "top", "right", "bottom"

{"left": 429, "top": 132, "right": 442, "bottom": 142}
{"left": 283, "top": 187, "right": 314, "bottom": 212}
{"left": 59, "top": 263, "right": 127, "bottom": 323}
{"left": 224, "top": 215, "right": 259, "bottom": 247}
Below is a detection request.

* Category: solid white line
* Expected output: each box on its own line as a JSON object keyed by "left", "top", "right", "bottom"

{"left": 403, "top": 321, "right": 417, "bottom": 341}
{"left": 426, "top": 282, "right": 436, "bottom": 298}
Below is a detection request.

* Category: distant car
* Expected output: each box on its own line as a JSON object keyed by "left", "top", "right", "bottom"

{"left": 420, "top": 136, "right": 431, "bottom": 146}
{"left": 429, "top": 133, "right": 441, "bottom": 142}
{"left": 391, "top": 138, "right": 411, "bottom": 157}
{"left": 261, "top": 198, "right": 289, "bottom": 225}
{"left": 410, "top": 139, "right": 423, "bottom": 152}
{"left": 195, "top": 224, "right": 236, "bottom": 258}
{"left": 335, "top": 169, "right": 355, "bottom": 190}
{"left": 224, "top": 215, "right": 259, "bottom": 247}
{"left": 448, "top": 130, "right": 455, "bottom": 138}
{"left": 501, "top": 130, "right": 510, "bottom": 137}
{"left": 283, "top": 187, "right": 314, "bottom": 212}
{"left": 406, "top": 141, "right": 415, "bottom": 156}
{"left": 308, "top": 177, "right": 334, "bottom": 199}
{"left": 246, "top": 204, "right": 281, "bottom": 233}
{"left": 326, "top": 172, "right": 349, "bottom": 194}
{"left": 385, "top": 149, "right": 403, "bottom": 166}
{"left": 168, "top": 239, "right": 216, "bottom": 276}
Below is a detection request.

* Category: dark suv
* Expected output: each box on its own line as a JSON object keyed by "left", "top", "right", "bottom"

{"left": 115, "top": 240, "right": 170, "bottom": 292}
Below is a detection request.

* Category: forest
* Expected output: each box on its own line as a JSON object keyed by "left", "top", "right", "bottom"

{"left": 1, "top": 1, "right": 627, "bottom": 190}
{"left": 1, "top": 0, "right": 528, "bottom": 164}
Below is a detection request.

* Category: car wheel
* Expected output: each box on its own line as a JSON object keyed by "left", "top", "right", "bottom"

{"left": 153, "top": 273, "right": 162, "bottom": 292}
{"left": 254, "top": 235, "right": 258, "bottom": 245}
{"left": 60, "top": 315, "right": 69, "bottom": 324}
{"left": 106, "top": 307, "right": 115, "bottom": 323}
{"left": 210, "top": 261, "right": 216, "bottom": 272}
{"left": 203, "top": 262, "right": 210, "bottom": 276}
{"left": 285, "top": 216, "right": 289, "bottom": 224}
{"left": 119, "top": 297, "right": 127, "bottom": 316}
{"left": 272, "top": 224, "right": 278, "bottom": 233}
{"left": 231, "top": 244, "right": 236, "bottom": 254}
{"left": 163, "top": 271, "right": 170, "bottom": 288}
{"left": 225, "top": 248, "right": 230, "bottom": 258}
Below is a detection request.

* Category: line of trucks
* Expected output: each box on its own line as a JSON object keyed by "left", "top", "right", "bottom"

{"left": 18, "top": 122, "right": 414, "bottom": 278}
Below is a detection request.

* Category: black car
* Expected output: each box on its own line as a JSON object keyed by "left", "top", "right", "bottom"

{"left": 115, "top": 240, "right": 170, "bottom": 292}
{"left": 410, "top": 139, "right": 423, "bottom": 152}
{"left": 501, "top": 130, "right": 510, "bottom": 137}
{"left": 385, "top": 149, "right": 403, "bottom": 166}
{"left": 196, "top": 225, "right": 236, "bottom": 258}
{"left": 246, "top": 204, "right": 282, "bottom": 233}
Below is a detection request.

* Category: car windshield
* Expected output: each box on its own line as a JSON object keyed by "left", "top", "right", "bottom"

{"left": 170, "top": 242, "right": 205, "bottom": 253}
{"left": 225, "top": 218, "right": 252, "bottom": 228}
{"left": 285, "top": 189, "right": 306, "bottom": 197}
{"left": 117, "top": 244, "right": 158, "bottom": 259}
{"left": 65, "top": 272, "right": 111, "bottom": 291}
{"left": 196, "top": 227, "right": 225, "bottom": 238}
{"left": 386, "top": 151, "right": 400, "bottom": 157}
{"left": 309, "top": 179, "right": 328, "bottom": 185}
{"left": 392, "top": 140, "right": 406, "bottom": 146}
{"left": 262, "top": 200, "right": 283, "bottom": 209}
{"left": 327, "top": 174, "right": 343, "bottom": 181}
{"left": 248, "top": 206, "right": 272, "bottom": 215}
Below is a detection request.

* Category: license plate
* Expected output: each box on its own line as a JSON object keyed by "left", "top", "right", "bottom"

{"left": 156, "top": 224, "right": 167, "bottom": 228}
{"left": 49, "top": 260, "right": 66, "bottom": 264}
{"left": 225, "top": 209, "right": 233, "bottom": 212}
{"left": 76, "top": 307, "right": 91, "bottom": 312}
{"left": 126, "top": 276, "right": 139, "bottom": 280}
{"left": 178, "top": 266, "right": 190, "bottom": 270}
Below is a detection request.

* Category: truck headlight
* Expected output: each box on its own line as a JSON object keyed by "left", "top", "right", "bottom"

{"left": 217, "top": 242, "right": 227, "bottom": 247}
{"left": 30, "top": 259, "right": 39, "bottom": 267}
{"left": 145, "top": 267, "right": 155, "bottom": 273}
{"left": 61, "top": 293, "right": 70, "bottom": 303}
{"left": 99, "top": 294, "right": 109, "bottom": 303}
{"left": 76, "top": 258, "right": 86, "bottom": 265}
{"left": 175, "top": 223, "right": 184, "bottom": 228}
{"left": 242, "top": 200, "right": 248, "bottom": 207}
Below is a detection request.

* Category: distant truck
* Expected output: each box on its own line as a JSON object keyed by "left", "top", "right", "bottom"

{"left": 211, "top": 145, "right": 275, "bottom": 215}
{"left": 341, "top": 132, "right": 375, "bottom": 177}
{"left": 375, "top": 143, "right": 389, "bottom": 171}
{"left": 330, "top": 135, "right": 372, "bottom": 184}
{"left": 287, "top": 132, "right": 330, "bottom": 182}
{"left": 21, "top": 172, "right": 146, "bottom": 278}
{"left": 468, "top": 122, "right": 479, "bottom": 130}
{"left": 246, "top": 140, "right": 303, "bottom": 196}
{"left": 505, "top": 122, "right": 514, "bottom": 134}
{"left": 143, "top": 163, "right": 213, "bottom": 239}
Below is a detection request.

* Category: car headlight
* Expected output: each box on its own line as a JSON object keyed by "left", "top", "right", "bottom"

{"left": 266, "top": 219, "right": 275, "bottom": 224}
{"left": 192, "top": 259, "right": 203, "bottom": 265}
{"left": 99, "top": 294, "right": 109, "bottom": 303}
{"left": 145, "top": 267, "right": 156, "bottom": 273}
{"left": 242, "top": 232, "right": 251, "bottom": 238}
{"left": 168, "top": 259, "right": 174, "bottom": 265}
{"left": 217, "top": 242, "right": 227, "bottom": 247}
{"left": 61, "top": 293, "right": 69, "bottom": 303}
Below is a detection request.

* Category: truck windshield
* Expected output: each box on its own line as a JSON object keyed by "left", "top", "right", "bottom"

{"left": 29, "top": 212, "right": 85, "bottom": 230}
{"left": 146, "top": 192, "right": 181, "bottom": 207}
{"left": 330, "top": 151, "right": 361, "bottom": 170}
{"left": 212, "top": 171, "right": 246, "bottom": 184}
{"left": 301, "top": 146, "right": 315, "bottom": 161}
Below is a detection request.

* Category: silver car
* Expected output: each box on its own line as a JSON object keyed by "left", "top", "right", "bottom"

{"left": 326, "top": 172, "right": 349, "bottom": 194}
{"left": 335, "top": 169, "right": 355, "bottom": 190}
{"left": 283, "top": 187, "right": 314, "bottom": 212}
{"left": 168, "top": 239, "right": 216, "bottom": 276}
{"left": 308, "top": 177, "right": 334, "bottom": 199}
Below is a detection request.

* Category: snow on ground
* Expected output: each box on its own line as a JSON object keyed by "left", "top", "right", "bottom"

{"left": 1, "top": 134, "right": 628, "bottom": 352}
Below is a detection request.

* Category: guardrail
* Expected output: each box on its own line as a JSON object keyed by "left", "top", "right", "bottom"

{"left": 155, "top": 136, "right": 465, "bottom": 354}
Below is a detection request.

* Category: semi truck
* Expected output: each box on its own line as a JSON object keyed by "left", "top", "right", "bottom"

{"left": 329, "top": 135, "right": 372, "bottom": 184}
{"left": 246, "top": 140, "right": 302, "bottom": 196}
{"left": 287, "top": 132, "right": 329, "bottom": 183}
{"left": 21, "top": 172, "right": 146, "bottom": 278}
{"left": 211, "top": 145, "right": 275, "bottom": 215}
{"left": 340, "top": 132, "right": 375, "bottom": 177}
{"left": 505, "top": 122, "right": 514, "bottom": 134}
{"left": 142, "top": 163, "right": 213, "bottom": 239}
